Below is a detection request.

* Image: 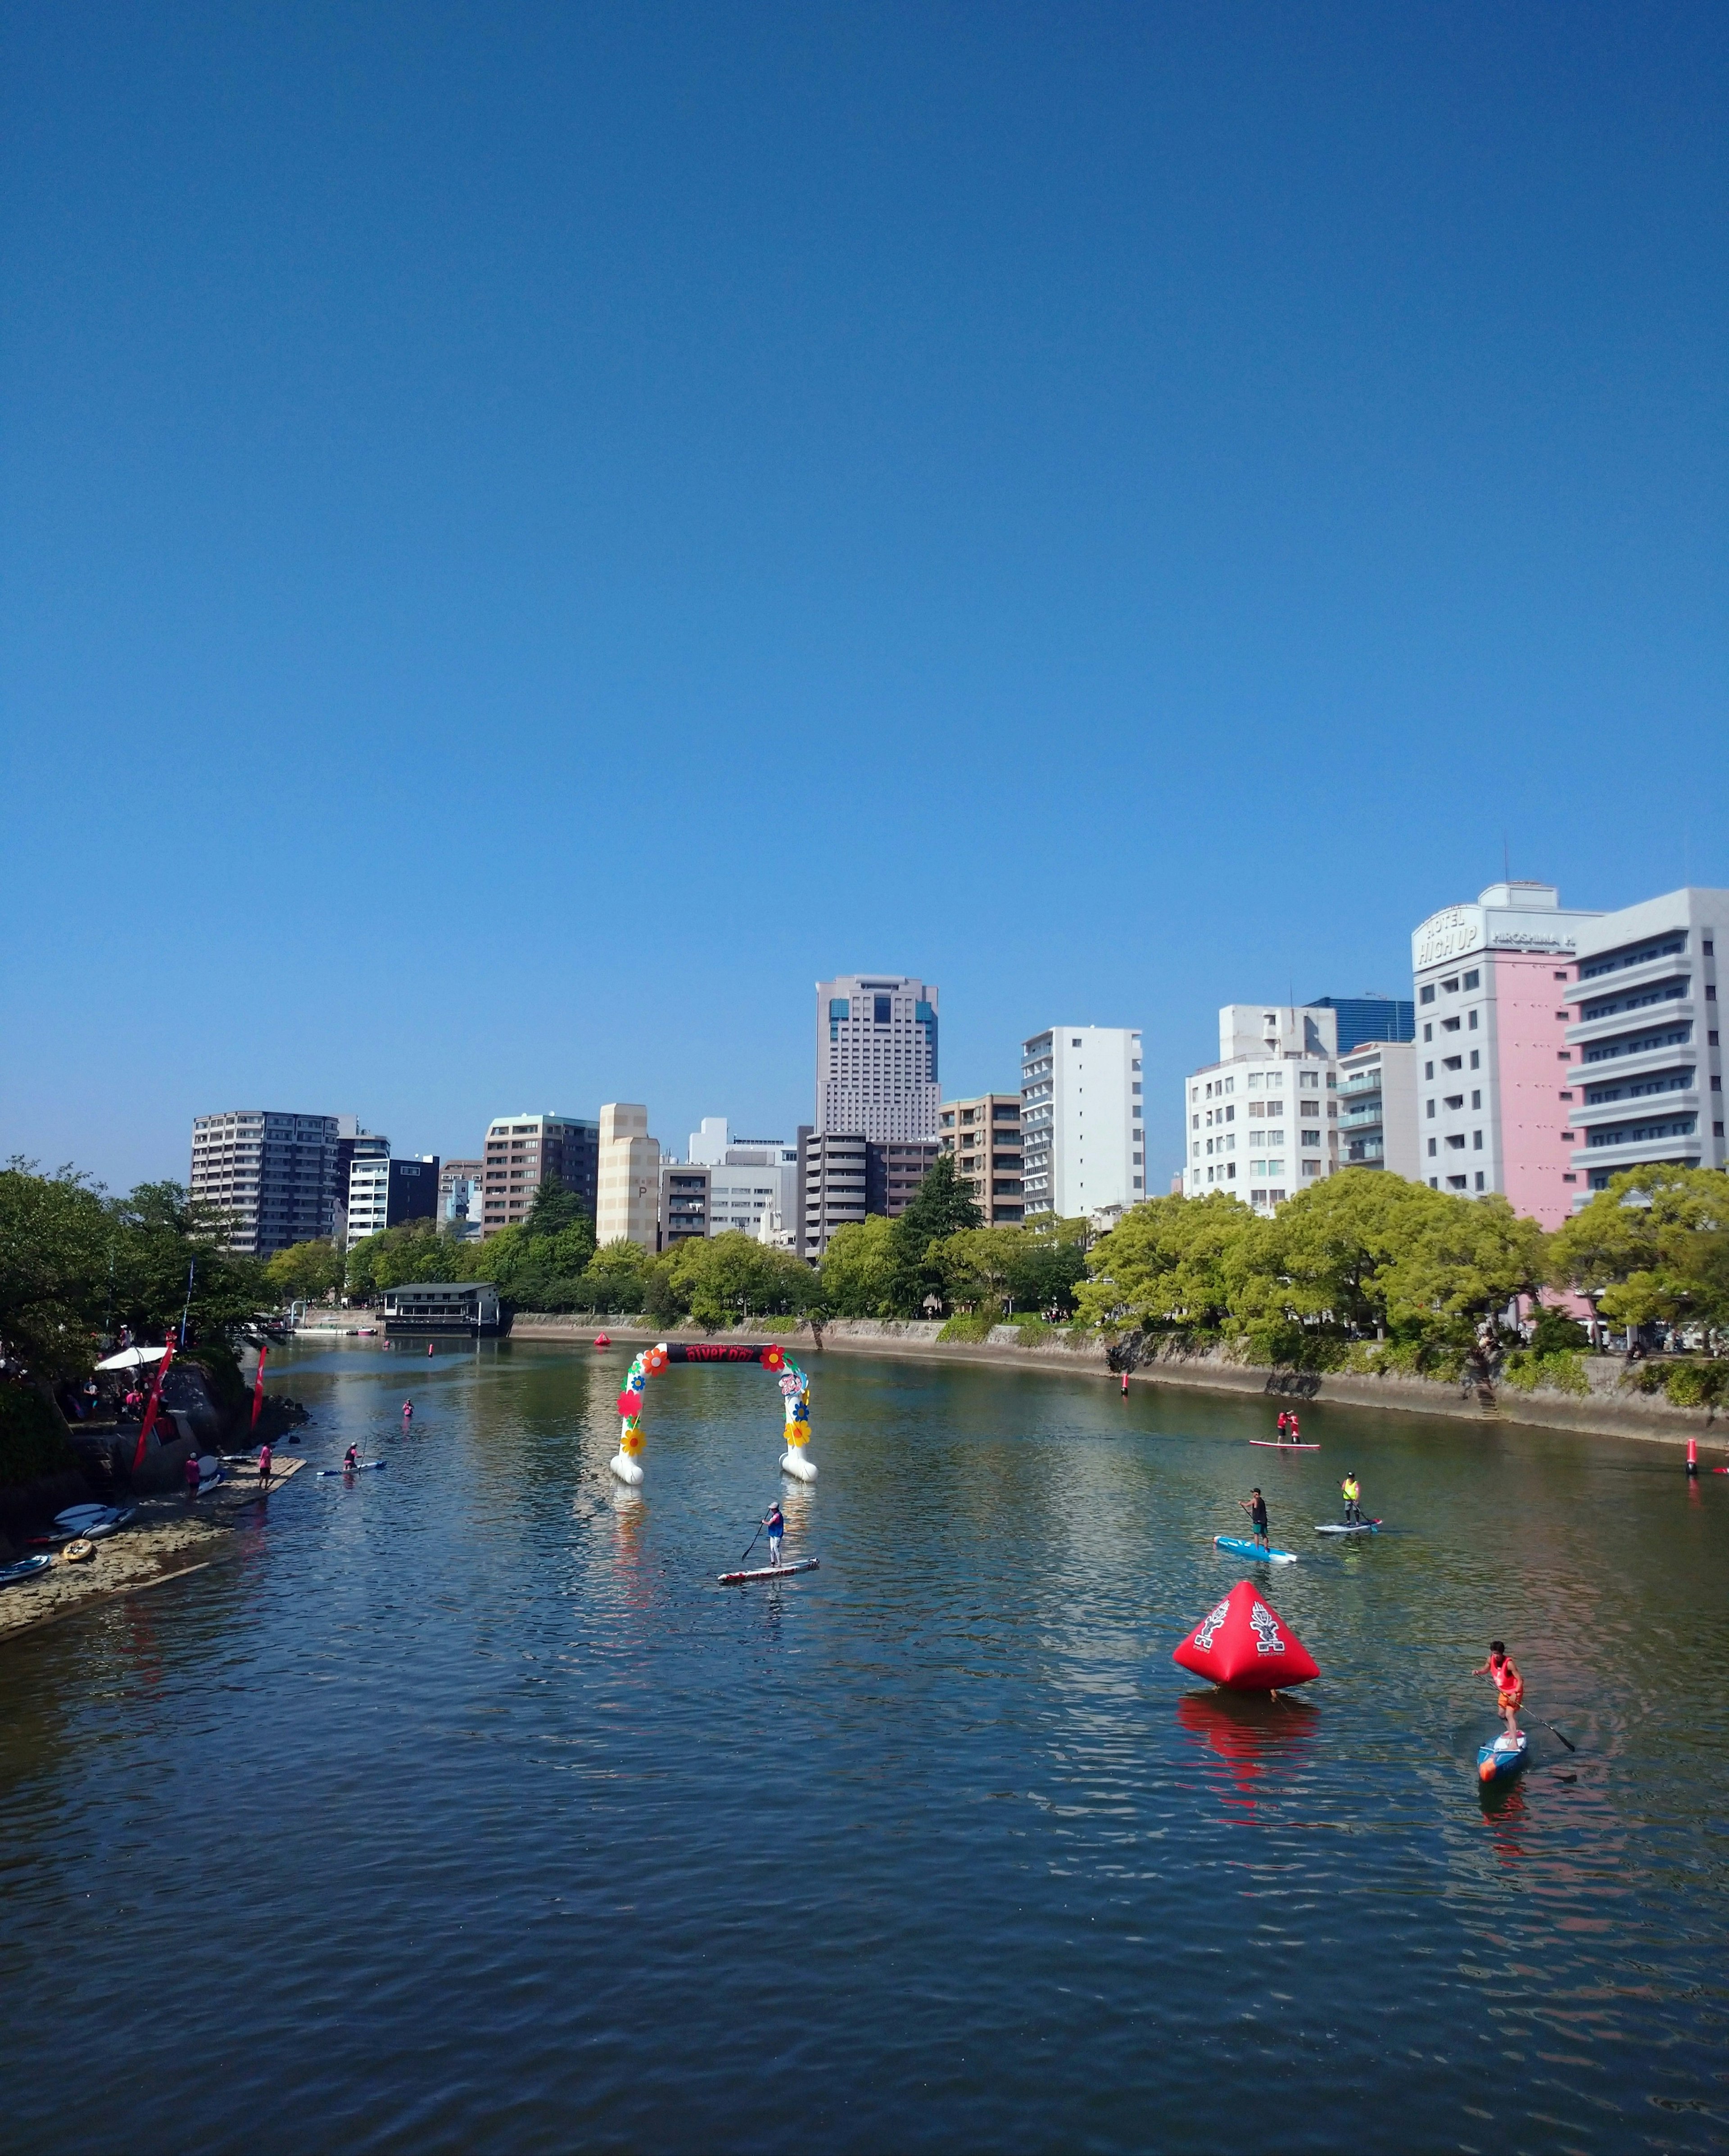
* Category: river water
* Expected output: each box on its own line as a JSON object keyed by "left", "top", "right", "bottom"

{"left": 2, "top": 1341, "right": 1725, "bottom": 2154}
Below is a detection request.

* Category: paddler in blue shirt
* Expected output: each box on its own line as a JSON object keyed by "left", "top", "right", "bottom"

{"left": 1239, "top": 1488, "right": 1269, "bottom": 1552}
{"left": 762, "top": 1502, "right": 785, "bottom": 1566}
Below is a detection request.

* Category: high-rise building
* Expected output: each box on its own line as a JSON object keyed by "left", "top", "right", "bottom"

{"left": 1564, "top": 888, "right": 1729, "bottom": 1197}
{"left": 594, "top": 1104, "right": 661, "bottom": 1250}
{"left": 1336, "top": 1041, "right": 1421, "bottom": 1178}
{"left": 1304, "top": 994, "right": 1417, "bottom": 1053}
{"left": 938, "top": 1094, "right": 1024, "bottom": 1222}
{"left": 189, "top": 1110, "right": 340, "bottom": 1257}
{"left": 815, "top": 976, "right": 939, "bottom": 1141}
{"left": 342, "top": 1133, "right": 391, "bottom": 1248}
{"left": 1021, "top": 1026, "right": 1145, "bottom": 1218}
{"left": 658, "top": 1163, "right": 711, "bottom": 1247}
{"left": 801, "top": 1132, "right": 868, "bottom": 1255}
{"left": 347, "top": 1152, "right": 439, "bottom": 1249}
{"left": 479, "top": 1114, "right": 600, "bottom": 1237}
{"left": 1412, "top": 882, "right": 1601, "bottom": 1226}
{"left": 1181, "top": 1006, "right": 1339, "bottom": 1209}
{"left": 439, "top": 1158, "right": 485, "bottom": 1239}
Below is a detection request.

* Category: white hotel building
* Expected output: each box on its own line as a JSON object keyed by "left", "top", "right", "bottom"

{"left": 1563, "top": 887, "right": 1729, "bottom": 1195}
{"left": 1019, "top": 1025, "right": 1145, "bottom": 1218}
{"left": 1181, "top": 1006, "right": 1340, "bottom": 1208}
{"left": 815, "top": 975, "right": 940, "bottom": 1142}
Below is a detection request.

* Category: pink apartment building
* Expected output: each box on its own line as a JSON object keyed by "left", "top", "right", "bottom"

{"left": 1410, "top": 883, "right": 1601, "bottom": 1230}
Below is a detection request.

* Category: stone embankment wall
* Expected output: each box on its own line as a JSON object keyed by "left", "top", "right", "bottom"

{"left": 502, "top": 1313, "right": 1720, "bottom": 1448}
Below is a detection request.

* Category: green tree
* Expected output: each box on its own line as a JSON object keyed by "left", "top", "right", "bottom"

{"left": 1379, "top": 1193, "right": 1549, "bottom": 1350}
{"left": 523, "top": 1175, "right": 593, "bottom": 1241}
{"left": 0, "top": 1160, "right": 113, "bottom": 1376}
{"left": 1077, "top": 1191, "right": 1246, "bottom": 1334}
{"left": 264, "top": 1239, "right": 343, "bottom": 1303}
{"left": 666, "top": 1232, "right": 817, "bottom": 1329}
{"left": 928, "top": 1227, "right": 1028, "bottom": 1314}
{"left": 879, "top": 1155, "right": 984, "bottom": 1316}
{"left": 1551, "top": 1165, "right": 1729, "bottom": 1340}
{"left": 818, "top": 1215, "right": 900, "bottom": 1317}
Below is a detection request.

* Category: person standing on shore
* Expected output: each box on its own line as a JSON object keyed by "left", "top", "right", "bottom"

{"left": 257, "top": 1440, "right": 273, "bottom": 1488}
{"left": 1472, "top": 1642, "right": 1524, "bottom": 1736}
{"left": 184, "top": 1450, "right": 201, "bottom": 1500}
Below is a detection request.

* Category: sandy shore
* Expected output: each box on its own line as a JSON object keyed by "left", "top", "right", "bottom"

{"left": 0, "top": 1457, "right": 306, "bottom": 1643}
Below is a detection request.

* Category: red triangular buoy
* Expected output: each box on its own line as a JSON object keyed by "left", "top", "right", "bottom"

{"left": 1173, "top": 1579, "right": 1319, "bottom": 1691}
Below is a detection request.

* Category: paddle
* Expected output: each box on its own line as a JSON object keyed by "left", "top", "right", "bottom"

{"left": 1538, "top": 1718, "right": 1577, "bottom": 1753}
{"left": 737, "top": 1523, "right": 765, "bottom": 1566}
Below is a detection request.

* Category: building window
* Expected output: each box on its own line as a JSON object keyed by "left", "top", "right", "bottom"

{"left": 1426, "top": 1100, "right": 1435, "bottom": 1118}
{"left": 1471, "top": 1091, "right": 1482, "bottom": 1110}
{"left": 1469, "top": 1011, "right": 1479, "bottom": 1030}
{"left": 1427, "top": 1138, "right": 1437, "bottom": 1157}
{"left": 1420, "top": 986, "right": 1435, "bottom": 1005}
{"left": 1472, "top": 1130, "right": 1482, "bottom": 1149}
{"left": 1474, "top": 1171, "right": 1485, "bottom": 1191}
{"left": 1470, "top": 1050, "right": 1480, "bottom": 1070}
{"left": 1423, "top": 1024, "right": 1432, "bottom": 1042}
{"left": 1463, "top": 970, "right": 1480, "bottom": 989}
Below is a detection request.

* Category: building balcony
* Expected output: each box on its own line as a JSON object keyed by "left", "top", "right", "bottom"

{"left": 1566, "top": 989, "right": 1694, "bottom": 1050}
{"left": 1344, "top": 1139, "right": 1385, "bottom": 1163}
{"left": 1338, "top": 1107, "right": 1384, "bottom": 1132}
{"left": 1569, "top": 1084, "right": 1697, "bottom": 1134}
{"left": 1568, "top": 1031, "right": 1700, "bottom": 1083}
{"left": 1574, "top": 947, "right": 1691, "bottom": 1001}
{"left": 1575, "top": 1130, "right": 1703, "bottom": 1184}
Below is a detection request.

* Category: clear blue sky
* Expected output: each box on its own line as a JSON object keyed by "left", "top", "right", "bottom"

{"left": 4, "top": 2, "right": 1724, "bottom": 1196}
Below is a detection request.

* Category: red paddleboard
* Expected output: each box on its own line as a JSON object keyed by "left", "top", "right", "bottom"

{"left": 1249, "top": 1439, "right": 1320, "bottom": 1450}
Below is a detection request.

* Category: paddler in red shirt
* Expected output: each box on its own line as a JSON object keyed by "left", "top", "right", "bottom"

{"left": 1472, "top": 1641, "right": 1524, "bottom": 1735}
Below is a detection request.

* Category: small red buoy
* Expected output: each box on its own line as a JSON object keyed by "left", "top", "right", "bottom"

{"left": 1688, "top": 1437, "right": 1698, "bottom": 1476}
{"left": 427, "top": 1343, "right": 435, "bottom": 1357}
{"left": 594, "top": 1333, "right": 611, "bottom": 1350}
{"left": 1173, "top": 1580, "right": 1320, "bottom": 1692}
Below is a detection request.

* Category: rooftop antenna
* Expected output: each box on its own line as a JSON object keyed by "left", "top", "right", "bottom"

{"left": 1502, "top": 834, "right": 1510, "bottom": 884}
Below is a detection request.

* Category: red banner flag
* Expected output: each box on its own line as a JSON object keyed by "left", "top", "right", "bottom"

{"left": 251, "top": 1344, "right": 268, "bottom": 1429}
{"left": 132, "top": 1339, "right": 176, "bottom": 1472}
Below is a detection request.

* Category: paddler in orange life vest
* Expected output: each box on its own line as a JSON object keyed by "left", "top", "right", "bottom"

{"left": 1473, "top": 1641, "right": 1524, "bottom": 1736}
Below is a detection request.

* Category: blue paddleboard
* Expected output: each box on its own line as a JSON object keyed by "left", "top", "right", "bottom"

{"left": 1214, "top": 1534, "right": 1299, "bottom": 1565}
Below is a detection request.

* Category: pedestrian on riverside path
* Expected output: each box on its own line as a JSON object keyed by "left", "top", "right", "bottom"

{"left": 184, "top": 1450, "right": 201, "bottom": 1500}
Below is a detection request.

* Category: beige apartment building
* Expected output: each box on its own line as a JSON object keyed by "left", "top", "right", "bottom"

{"left": 937, "top": 1094, "right": 1024, "bottom": 1223}
{"left": 595, "top": 1103, "right": 662, "bottom": 1250}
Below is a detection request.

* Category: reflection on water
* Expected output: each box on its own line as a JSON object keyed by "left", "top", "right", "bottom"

{"left": 1, "top": 1339, "right": 1726, "bottom": 2156}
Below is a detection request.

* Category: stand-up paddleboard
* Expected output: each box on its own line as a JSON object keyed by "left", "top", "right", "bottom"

{"left": 54, "top": 1502, "right": 112, "bottom": 1530}
{"left": 718, "top": 1558, "right": 819, "bottom": 1585}
{"left": 1249, "top": 1439, "right": 1320, "bottom": 1451}
{"left": 318, "top": 1460, "right": 387, "bottom": 1475}
{"left": 1213, "top": 1534, "right": 1299, "bottom": 1564}
{"left": 1476, "top": 1730, "right": 1528, "bottom": 1787}
{"left": 1314, "top": 1519, "right": 1382, "bottom": 1535}
{"left": 0, "top": 1554, "right": 53, "bottom": 1587}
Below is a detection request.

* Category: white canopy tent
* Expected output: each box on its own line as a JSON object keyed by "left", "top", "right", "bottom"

{"left": 94, "top": 1344, "right": 171, "bottom": 1372}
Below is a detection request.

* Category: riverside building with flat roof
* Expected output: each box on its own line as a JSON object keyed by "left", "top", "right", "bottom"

{"left": 1021, "top": 1026, "right": 1144, "bottom": 1218}
{"left": 1411, "top": 882, "right": 1601, "bottom": 1227}
{"left": 347, "top": 1153, "right": 440, "bottom": 1250}
{"left": 1181, "top": 1006, "right": 1339, "bottom": 1209}
{"left": 938, "top": 1094, "right": 1024, "bottom": 1222}
{"left": 1336, "top": 1039, "right": 1421, "bottom": 1178}
{"left": 1563, "top": 887, "right": 1729, "bottom": 1196}
{"left": 815, "top": 976, "right": 940, "bottom": 1142}
{"left": 190, "top": 1110, "right": 340, "bottom": 1257}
